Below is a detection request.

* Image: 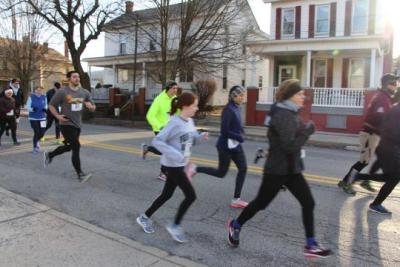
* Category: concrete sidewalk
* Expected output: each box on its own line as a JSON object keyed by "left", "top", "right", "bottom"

{"left": 0, "top": 187, "right": 207, "bottom": 267}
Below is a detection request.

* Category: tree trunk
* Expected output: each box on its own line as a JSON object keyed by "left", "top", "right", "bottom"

{"left": 70, "top": 51, "right": 91, "bottom": 91}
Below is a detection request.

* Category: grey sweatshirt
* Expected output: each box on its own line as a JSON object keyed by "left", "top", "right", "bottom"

{"left": 152, "top": 115, "right": 205, "bottom": 167}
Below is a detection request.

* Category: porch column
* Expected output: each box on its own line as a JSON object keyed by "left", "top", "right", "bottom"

{"left": 251, "top": 58, "right": 257, "bottom": 87}
{"left": 113, "top": 64, "right": 117, "bottom": 86}
{"left": 306, "top": 51, "right": 312, "bottom": 87}
{"left": 142, "top": 62, "right": 146, "bottom": 87}
{"left": 269, "top": 56, "right": 274, "bottom": 87}
{"left": 88, "top": 64, "right": 92, "bottom": 85}
{"left": 370, "top": 48, "right": 376, "bottom": 88}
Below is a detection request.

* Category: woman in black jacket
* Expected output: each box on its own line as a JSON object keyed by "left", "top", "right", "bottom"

{"left": 0, "top": 89, "right": 20, "bottom": 146}
{"left": 227, "top": 79, "right": 331, "bottom": 258}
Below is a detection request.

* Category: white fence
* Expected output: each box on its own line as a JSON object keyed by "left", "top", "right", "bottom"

{"left": 259, "top": 87, "right": 367, "bottom": 108}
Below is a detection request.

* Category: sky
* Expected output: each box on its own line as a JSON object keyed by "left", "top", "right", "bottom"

{"left": 50, "top": 0, "right": 399, "bottom": 70}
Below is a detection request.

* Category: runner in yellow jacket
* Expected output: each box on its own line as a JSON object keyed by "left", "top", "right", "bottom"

{"left": 142, "top": 81, "right": 178, "bottom": 181}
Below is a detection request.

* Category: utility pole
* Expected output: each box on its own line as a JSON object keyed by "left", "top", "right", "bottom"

{"left": 131, "top": 14, "right": 139, "bottom": 122}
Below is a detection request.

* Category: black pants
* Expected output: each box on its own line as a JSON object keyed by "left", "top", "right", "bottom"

{"left": 46, "top": 112, "right": 60, "bottom": 139}
{"left": 49, "top": 125, "right": 82, "bottom": 174}
{"left": 197, "top": 146, "right": 247, "bottom": 198}
{"left": 237, "top": 173, "right": 315, "bottom": 238}
{"left": 356, "top": 172, "right": 400, "bottom": 206}
{"left": 30, "top": 120, "right": 46, "bottom": 148}
{"left": 145, "top": 166, "right": 196, "bottom": 225}
{"left": 0, "top": 117, "right": 17, "bottom": 142}
{"left": 148, "top": 131, "right": 162, "bottom": 155}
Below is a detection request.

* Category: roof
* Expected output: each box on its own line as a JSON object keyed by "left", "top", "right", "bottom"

{"left": 105, "top": 0, "right": 260, "bottom": 31}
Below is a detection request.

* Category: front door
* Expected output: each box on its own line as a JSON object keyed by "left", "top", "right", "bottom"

{"left": 278, "top": 65, "right": 297, "bottom": 84}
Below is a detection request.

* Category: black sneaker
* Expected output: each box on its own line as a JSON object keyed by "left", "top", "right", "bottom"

{"left": 78, "top": 173, "right": 93, "bottom": 183}
{"left": 253, "top": 148, "right": 264, "bottom": 164}
{"left": 369, "top": 204, "right": 392, "bottom": 215}
{"left": 227, "top": 219, "right": 240, "bottom": 248}
{"left": 141, "top": 144, "right": 148, "bottom": 160}
{"left": 338, "top": 180, "right": 356, "bottom": 195}
{"left": 304, "top": 243, "right": 332, "bottom": 258}
{"left": 5, "top": 130, "right": 9, "bottom": 137}
{"left": 43, "top": 151, "right": 52, "bottom": 168}
{"left": 13, "top": 141, "right": 21, "bottom": 146}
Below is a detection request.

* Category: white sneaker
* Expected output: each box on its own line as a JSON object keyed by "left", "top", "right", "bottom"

{"left": 136, "top": 214, "right": 155, "bottom": 234}
{"left": 230, "top": 198, "right": 248, "bottom": 209}
{"left": 166, "top": 223, "right": 188, "bottom": 243}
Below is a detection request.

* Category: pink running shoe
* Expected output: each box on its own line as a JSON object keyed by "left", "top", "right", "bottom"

{"left": 230, "top": 198, "right": 248, "bottom": 209}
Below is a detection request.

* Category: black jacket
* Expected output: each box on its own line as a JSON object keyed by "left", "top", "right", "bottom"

{"left": 265, "top": 102, "right": 314, "bottom": 175}
{"left": 0, "top": 96, "right": 16, "bottom": 119}
{"left": 376, "top": 104, "right": 400, "bottom": 175}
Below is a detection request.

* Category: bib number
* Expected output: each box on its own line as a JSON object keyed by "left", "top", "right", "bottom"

{"left": 183, "top": 142, "right": 192, "bottom": 158}
{"left": 40, "top": 120, "right": 47, "bottom": 128}
{"left": 71, "top": 103, "right": 83, "bottom": 111}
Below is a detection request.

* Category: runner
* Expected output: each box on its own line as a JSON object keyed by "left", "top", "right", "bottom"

{"left": 353, "top": 101, "right": 400, "bottom": 214}
{"left": 142, "top": 81, "right": 178, "bottom": 181}
{"left": 190, "top": 85, "right": 248, "bottom": 209}
{"left": 136, "top": 92, "right": 208, "bottom": 243}
{"left": 26, "top": 86, "right": 47, "bottom": 153}
{"left": 338, "top": 73, "right": 399, "bottom": 195}
{"left": 43, "top": 71, "right": 96, "bottom": 183}
{"left": 227, "top": 80, "right": 331, "bottom": 258}
{"left": 45, "top": 82, "right": 62, "bottom": 144}
{"left": 0, "top": 89, "right": 20, "bottom": 146}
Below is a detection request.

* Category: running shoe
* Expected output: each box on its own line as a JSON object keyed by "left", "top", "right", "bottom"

{"left": 253, "top": 148, "right": 264, "bottom": 164}
{"left": 185, "top": 163, "right": 197, "bottom": 182}
{"left": 166, "top": 223, "right": 188, "bottom": 243}
{"left": 54, "top": 139, "right": 64, "bottom": 145}
{"left": 304, "top": 243, "right": 332, "bottom": 258}
{"left": 32, "top": 147, "right": 39, "bottom": 154}
{"left": 158, "top": 172, "right": 167, "bottom": 181}
{"left": 78, "top": 173, "right": 93, "bottom": 183}
{"left": 230, "top": 198, "right": 248, "bottom": 209}
{"left": 13, "top": 141, "right": 21, "bottom": 146}
{"left": 227, "top": 219, "right": 240, "bottom": 247}
{"left": 136, "top": 214, "right": 155, "bottom": 234}
{"left": 369, "top": 204, "right": 392, "bottom": 214}
{"left": 360, "top": 180, "right": 376, "bottom": 192}
{"left": 337, "top": 180, "right": 356, "bottom": 195}
{"left": 141, "top": 143, "right": 148, "bottom": 160}
{"left": 43, "top": 151, "right": 52, "bottom": 168}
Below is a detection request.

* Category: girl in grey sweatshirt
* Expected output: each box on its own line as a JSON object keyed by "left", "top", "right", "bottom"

{"left": 136, "top": 92, "right": 208, "bottom": 243}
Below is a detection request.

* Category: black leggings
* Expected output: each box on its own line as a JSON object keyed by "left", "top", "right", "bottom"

{"left": 0, "top": 117, "right": 17, "bottom": 142}
{"left": 46, "top": 112, "right": 61, "bottom": 139}
{"left": 30, "top": 120, "right": 46, "bottom": 148}
{"left": 356, "top": 172, "right": 400, "bottom": 206}
{"left": 145, "top": 166, "right": 196, "bottom": 225}
{"left": 237, "top": 173, "right": 315, "bottom": 238}
{"left": 49, "top": 125, "right": 82, "bottom": 174}
{"left": 197, "top": 146, "right": 247, "bottom": 198}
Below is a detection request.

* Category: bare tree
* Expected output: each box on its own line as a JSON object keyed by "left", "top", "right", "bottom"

{"left": 16, "top": 0, "right": 121, "bottom": 90}
{"left": 107, "top": 0, "right": 253, "bottom": 87}
{"left": 0, "top": 0, "right": 51, "bottom": 98}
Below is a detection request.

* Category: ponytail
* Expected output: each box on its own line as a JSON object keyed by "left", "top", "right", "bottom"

{"left": 170, "top": 92, "right": 197, "bottom": 115}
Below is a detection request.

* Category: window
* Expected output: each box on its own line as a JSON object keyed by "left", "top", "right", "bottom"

{"left": 179, "top": 69, "right": 193, "bottom": 82}
{"left": 222, "top": 64, "right": 228, "bottom": 89}
{"left": 313, "top": 60, "right": 327, "bottom": 87}
{"left": 258, "top": 76, "right": 263, "bottom": 88}
{"left": 352, "top": 0, "right": 369, "bottom": 34}
{"left": 241, "top": 69, "right": 246, "bottom": 87}
{"left": 117, "top": 68, "right": 130, "bottom": 83}
{"left": 315, "top": 5, "right": 330, "bottom": 35}
{"left": 149, "top": 40, "right": 155, "bottom": 51}
{"left": 119, "top": 33, "right": 128, "bottom": 55}
{"left": 349, "top": 59, "right": 365, "bottom": 88}
{"left": 282, "top": 8, "right": 295, "bottom": 36}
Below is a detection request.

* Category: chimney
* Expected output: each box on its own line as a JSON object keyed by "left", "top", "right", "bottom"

{"left": 64, "top": 41, "right": 69, "bottom": 59}
{"left": 126, "top": 1, "right": 134, "bottom": 14}
{"left": 43, "top": 42, "right": 49, "bottom": 54}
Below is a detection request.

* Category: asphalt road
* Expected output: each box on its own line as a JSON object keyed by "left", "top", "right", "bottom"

{"left": 0, "top": 118, "right": 399, "bottom": 267}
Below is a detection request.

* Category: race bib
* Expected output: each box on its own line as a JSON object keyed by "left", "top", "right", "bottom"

{"left": 71, "top": 103, "right": 83, "bottom": 111}
{"left": 6, "top": 110, "right": 14, "bottom": 116}
{"left": 183, "top": 142, "right": 192, "bottom": 158}
{"left": 228, "top": 139, "right": 239, "bottom": 149}
{"left": 40, "top": 120, "right": 47, "bottom": 128}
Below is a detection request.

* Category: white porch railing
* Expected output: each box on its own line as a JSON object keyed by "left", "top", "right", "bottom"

{"left": 258, "top": 87, "right": 367, "bottom": 108}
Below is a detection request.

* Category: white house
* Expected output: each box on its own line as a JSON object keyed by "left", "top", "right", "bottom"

{"left": 245, "top": 0, "right": 394, "bottom": 133}
{"left": 83, "top": 1, "right": 270, "bottom": 106}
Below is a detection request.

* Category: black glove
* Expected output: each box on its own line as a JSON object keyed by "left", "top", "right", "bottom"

{"left": 304, "top": 121, "right": 315, "bottom": 135}
{"left": 31, "top": 107, "right": 36, "bottom": 112}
